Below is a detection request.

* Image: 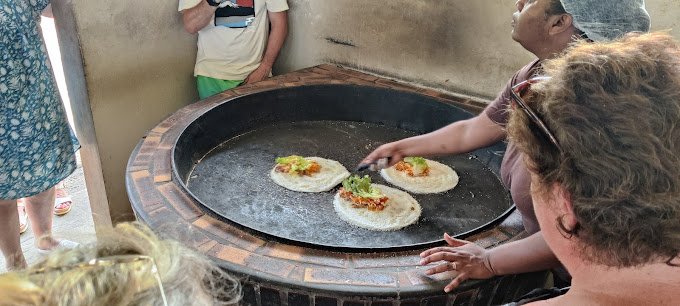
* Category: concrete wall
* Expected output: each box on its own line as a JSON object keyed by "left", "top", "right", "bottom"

{"left": 52, "top": 0, "right": 679, "bottom": 223}
{"left": 53, "top": 0, "right": 198, "bottom": 223}
{"left": 276, "top": 0, "right": 680, "bottom": 100}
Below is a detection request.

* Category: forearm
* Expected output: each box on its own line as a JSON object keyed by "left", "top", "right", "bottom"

{"left": 260, "top": 11, "right": 288, "bottom": 68}
{"left": 488, "top": 232, "right": 562, "bottom": 275}
{"left": 182, "top": 1, "right": 216, "bottom": 34}
{"left": 395, "top": 113, "right": 505, "bottom": 157}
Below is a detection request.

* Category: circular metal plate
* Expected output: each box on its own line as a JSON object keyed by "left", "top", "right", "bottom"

{"left": 173, "top": 85, "right": 512, "bottom": 251}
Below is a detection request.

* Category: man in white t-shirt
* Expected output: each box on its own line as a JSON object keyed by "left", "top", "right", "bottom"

{"left": 179, "top": 0, "right": 288, "bottom": 99}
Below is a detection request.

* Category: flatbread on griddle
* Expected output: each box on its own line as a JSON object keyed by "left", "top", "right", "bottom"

{"left": 333, "top": 184, "right": 421, "bottom": 231}
{"left": 270, "top": 157, "right": 350, "bottom": 192}
{"left": 380, "top": 159, "right": 459, "bottom": 194}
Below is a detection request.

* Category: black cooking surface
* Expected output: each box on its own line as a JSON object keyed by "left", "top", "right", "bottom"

{"left": 173, "top": 85, "right": 512, "bottom": 251}
{"left": 186, "top": 120, "right": 510, "bottom": 249}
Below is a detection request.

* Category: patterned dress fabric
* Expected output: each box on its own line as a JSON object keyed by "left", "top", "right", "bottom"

{"left": 0, "top": 0, "right": 78, "bottom": 199}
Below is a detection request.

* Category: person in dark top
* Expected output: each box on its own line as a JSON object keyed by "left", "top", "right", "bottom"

{"left": 361, "top": 0, "right": 650, "bottom": 293}
{"left": 504, "top": 31, "right": 680, "bottom": 306}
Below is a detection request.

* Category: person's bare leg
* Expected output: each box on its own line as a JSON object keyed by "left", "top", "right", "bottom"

{"left": 24, "top": 187, "right": 59, "bottom": 250}
{"left": 0, "top": 199, "right": 27, "bottom": 270}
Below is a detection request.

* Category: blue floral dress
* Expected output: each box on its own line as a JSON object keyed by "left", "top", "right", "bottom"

{"left": 0, "top": 0, "right": 78, "bottom": 199}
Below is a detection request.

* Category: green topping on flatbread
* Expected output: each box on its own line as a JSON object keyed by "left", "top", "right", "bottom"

{"left": 404, "top": 157, "right": 429, "bottom": 175}
{"left": 275, "top": 155, "right": 314, "bottom": 173}
{"left": 341, "top": 175, "right": 385, "bottom": 199}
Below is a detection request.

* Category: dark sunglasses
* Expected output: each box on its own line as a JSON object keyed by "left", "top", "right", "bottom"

{"left": 510, "top": 76, "right": 563, "bottom": 153}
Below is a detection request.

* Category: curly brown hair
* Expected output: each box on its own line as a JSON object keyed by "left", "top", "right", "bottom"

{"left": 508, "top": 32, "right": 680, "bottom": 267}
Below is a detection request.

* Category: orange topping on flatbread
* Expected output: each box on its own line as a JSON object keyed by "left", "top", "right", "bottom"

{"left": 339, "top": 187, "right": 389, "bottom": 211}
{"left": 394, "top": 160, "right": 430, "bottom": 177}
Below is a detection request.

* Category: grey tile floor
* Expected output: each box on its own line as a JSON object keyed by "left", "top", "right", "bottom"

{"left": 0, "top": 154, "right": 96, "bottom": 273}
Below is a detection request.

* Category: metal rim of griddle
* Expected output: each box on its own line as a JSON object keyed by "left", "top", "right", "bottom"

{"left": 171, "top": 84, "right": 516, "bottom": 252}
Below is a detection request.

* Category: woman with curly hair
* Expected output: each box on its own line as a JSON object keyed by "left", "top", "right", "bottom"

{"left": 0, "top": 222, "right": 240, "bottom": 306}
{"left": 504, "top": 32, "right": 680, "bottom": 304}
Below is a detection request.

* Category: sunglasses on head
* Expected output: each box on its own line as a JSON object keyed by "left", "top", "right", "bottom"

{"left": 510, "top": 76, "right": 563, "bottom": 153}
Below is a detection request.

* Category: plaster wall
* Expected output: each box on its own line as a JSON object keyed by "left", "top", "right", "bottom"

{"left": 53, "top": 0, "right": 198, "bottom": 222}
{"left": 276, "top": 0, "right": 680, "bottom": 100}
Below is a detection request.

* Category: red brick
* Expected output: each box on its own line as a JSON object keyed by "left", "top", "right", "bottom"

{"left": 146, "top": 206, "right": 185, "bottom": 230}
{"left": 315, "top": 64, "right": 341, "bottom": 72}
{"left": 272, "top": 72, "right": 302, "bottom": 81}
{"left": 296, "top": 72, "right": 328, "bottom": 80}
{"left": 192, "top": 215, "right": 266, "bottom": 251}
{"left": 151, "top": 125, "right": 170, "bottom": 134}
{"left": 304, "top": 268, "right": 398, "bottom": 288}
{"left": 233, "top": 85, "right": 280, "bottom": 95}
{"left": 129, "top": 153, "right": 153, "bottom": 171}
{"left": 287, "top": 265, "right": 306, "bottom": 282}
{"left": 155, "top": 120, "right": 175, "bottom": 130}
{"left": 345, "top": 77, "right": 377, "bottom": 87}
{"left": 259, "top": 242, "right": 348, "bottom": 268}
{"left": 283, "top": 82, "right": 304, "bottom": 87}
{"left": 302, "top": 79, "right": 337, "bottom": 86}
{"left": 374, "top": 79, "right": 419, "bottom": 93}
{"left": 158, "top": 183, "right": 203, "bottom": 221}
{"left": 351, "top": 252, "right": 421, "bottom": 269}
{"left": 197, "top": 240, "right": 218, "bottom": 253}
{"left": 131, "top": 171, "right": 165, "bottom": 212}
{"left": 130, "top": 170, "right": 150, "bottom": 180}
{"left": 138, "top": 134, "right": 162, "bottom": 155}
{"left": 245, "top": 253, "right": 296, "bottom": 278}
{"left": 333, "top": 69, "right": 379, "bottom": 82}
{"left": 152, "top": 147, "right": 172, "bottom": 182}
{"left": 311, "top": 67, "right": 336, "bottom": 75}
{"left": 210, "top": 244, "right": 251, "bottom": 265}
{"left": 216, "top": 91, "right": 237, "bottom": 99}
{"left": 253, "top": 79, "right": 281, "bottom": 87}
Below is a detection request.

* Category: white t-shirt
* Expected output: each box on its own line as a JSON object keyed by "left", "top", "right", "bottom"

{"left": 178, "top": 0, "right": 289, "bottom": 80}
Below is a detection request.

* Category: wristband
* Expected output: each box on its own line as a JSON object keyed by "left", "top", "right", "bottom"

{"left": 206, "top": 0, "right": 225, "bottom": 7}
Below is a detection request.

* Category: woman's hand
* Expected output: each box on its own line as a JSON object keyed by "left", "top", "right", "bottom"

{"left": 360, "top": 141, "right": 405, "bottom": 168}
{"left": 419, "top": 233, "right": 496, "bottom": 292}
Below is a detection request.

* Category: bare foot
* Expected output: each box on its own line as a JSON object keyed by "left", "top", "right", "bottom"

{"left": 35, "top": 236, "right": 60, "bottom": 251}
{"left": 4, "top": 252, "right": 27, "bottom": 271}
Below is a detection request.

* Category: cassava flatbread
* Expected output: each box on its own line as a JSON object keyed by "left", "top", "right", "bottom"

{"left": 270, "top": 157, "right": 350, "bottom": 192}
{"left": 333, "top": 184, "right": 421, "bottom": 231}
{"left": 380, "top": 159, "right": 459, "bottom": 194}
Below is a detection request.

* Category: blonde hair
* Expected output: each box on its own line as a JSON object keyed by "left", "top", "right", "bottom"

{"left": 0, "top": 222, "right": 240, "bottom": 306}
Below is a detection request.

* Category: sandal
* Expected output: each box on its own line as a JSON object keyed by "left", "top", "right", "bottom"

{"left": 54, "top": 186, "right": 73, "bottom": 216}
{"left": 18, "top": 199, "right": 28, "bottom": 234}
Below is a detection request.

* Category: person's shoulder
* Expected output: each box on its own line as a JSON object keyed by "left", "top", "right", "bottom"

{"left": 483, "top": 59, "right": 541, "bottom": 124}
{"left": 516, "top": 59, "right": 542, "bottom": 81}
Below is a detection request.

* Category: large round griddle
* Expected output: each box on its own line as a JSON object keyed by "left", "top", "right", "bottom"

{"left": 173, "top": 85, "right": 512, "bottom": 251}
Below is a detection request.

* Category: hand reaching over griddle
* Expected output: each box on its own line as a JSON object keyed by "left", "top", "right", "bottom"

{"left": 360, "top": 141, "right": 404, "bottom": 170}
{"left": 360, "top": 114, "right": 506, "bottom": 171}
{"left": 419, "top": 233, "right": 496, "bottom": 293}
